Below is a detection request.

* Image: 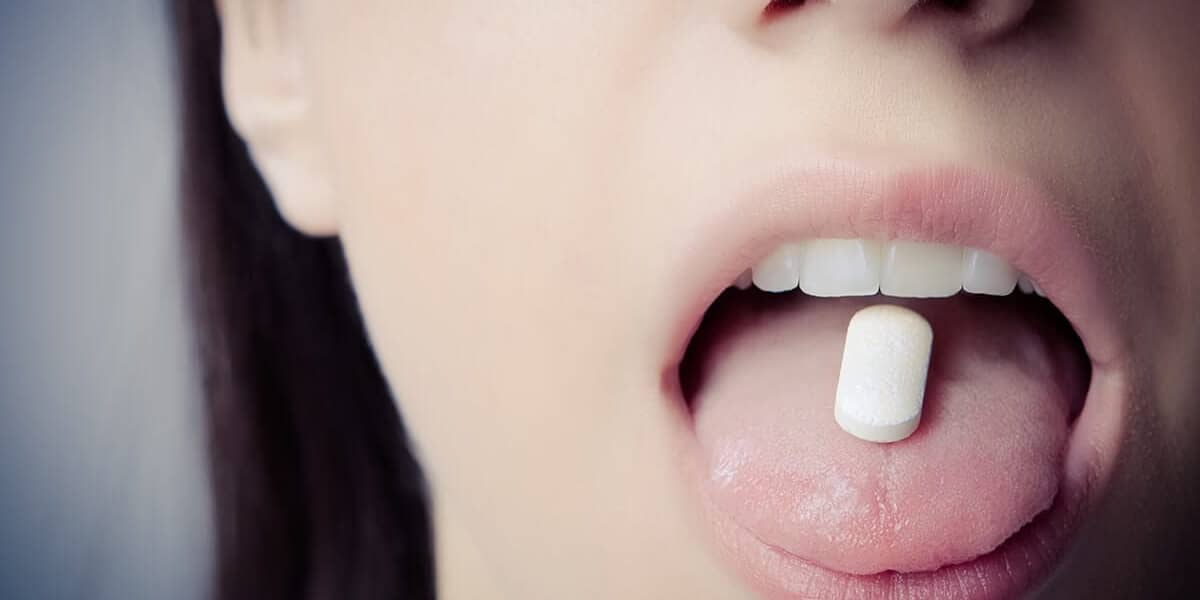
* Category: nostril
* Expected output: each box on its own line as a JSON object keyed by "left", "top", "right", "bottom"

{"left": 762, "top": 0, "right": 811, "bottom": 20}
{"left": 761, "top": 0, "right": 1034, "bottom": 41}
{"left": 763, "top": 0, "right": 924, "bottom": 30}
{"left": 914, "top": 0, "right": 982, "bottom": 17}
{"left": 933, "top": 0, "right": 974, "bottom": 13}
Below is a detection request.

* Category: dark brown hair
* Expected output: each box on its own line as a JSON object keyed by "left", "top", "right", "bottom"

{"left": 172, "top": 2, "right": 434, "bottom": 597}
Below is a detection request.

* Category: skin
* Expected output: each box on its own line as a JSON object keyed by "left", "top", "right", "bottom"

{"left": 217, "top": 0, "right": 1200, "bottom": 597}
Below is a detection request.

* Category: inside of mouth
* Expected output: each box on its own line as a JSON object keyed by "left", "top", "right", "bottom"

{"left": 680, "top": 286, "right": 1091, "bottom": 575}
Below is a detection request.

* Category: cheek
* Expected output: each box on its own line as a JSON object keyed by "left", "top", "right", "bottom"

{"left": 1082, "top": 4, "right": 1200, "bottom": 440}
{"left": 293, "top": 8, "right": 745, "bottom": 594}
{"left": 298, "top": 0, "right": 678, "bottom": 527}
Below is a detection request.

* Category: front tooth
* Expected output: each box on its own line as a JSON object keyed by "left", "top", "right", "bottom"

{"left": 751, "top": 243, "right": 803, "bottom": 292}
{"left": 880, "top": 241, "right": 962, "bottom": 298}
{"left": 1017, "top": 275, "right": 1035, "bottom": 294}
{"left": 799, "top": 239, "right": 882, "bottom": 297}
{"left": 734, "top": 269, "right": 753, "bottom": 290}
{"left": 962, "top": 248, "right": 1019, "bottom": 296}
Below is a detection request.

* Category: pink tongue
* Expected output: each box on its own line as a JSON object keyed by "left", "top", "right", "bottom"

{"left": 689, "top": 294, "right": 1086, "bottom": 575}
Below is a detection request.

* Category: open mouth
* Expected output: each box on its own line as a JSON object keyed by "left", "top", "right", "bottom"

{"left": 683, "top": 243, "right": 1090, "bottom": 574}
{"left": 660, "top": 162, "right": 1129, "bottom": 599}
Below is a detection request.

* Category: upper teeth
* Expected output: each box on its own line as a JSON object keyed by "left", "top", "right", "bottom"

{"left": 743, "top": 239, "right": 1043, "bottom": 298}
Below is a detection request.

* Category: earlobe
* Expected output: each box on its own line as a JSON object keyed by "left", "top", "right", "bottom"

{"left": 215, "top": 0, "right": 338, "bottom": 237}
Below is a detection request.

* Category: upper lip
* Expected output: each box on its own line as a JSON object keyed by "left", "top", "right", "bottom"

{"left": 658, "top": 155, "right": 1134, "bottom": 596}
{"left": 661, "top": 158, "right": 1128, "bottom": 372}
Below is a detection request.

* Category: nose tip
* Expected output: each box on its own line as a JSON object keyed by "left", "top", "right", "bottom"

{"left": 765, "top": 0, "right": 1037, "bottom": 42}
{"left": 827, "top": 0, "right": 923, "bottom": 29}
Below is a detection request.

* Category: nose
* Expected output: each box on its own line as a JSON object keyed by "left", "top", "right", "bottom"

{"left": 764, "top": 0, "right": 1037, "bottom": 43}
{"left": 826, "top": 0, "right": 926, "bottom": 29}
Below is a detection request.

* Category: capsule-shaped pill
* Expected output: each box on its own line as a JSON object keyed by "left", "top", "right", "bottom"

{"left": 834, "top": 304, "right": 933, "bottom": 444}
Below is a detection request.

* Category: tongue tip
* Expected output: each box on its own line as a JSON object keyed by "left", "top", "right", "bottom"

{"left": 707, "top": 448, "right": 1063, "bottom": 576}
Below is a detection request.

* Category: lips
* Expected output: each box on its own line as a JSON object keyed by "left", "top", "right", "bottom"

{"left": 658, "top": 160, "right": 1131, "bottom": 599}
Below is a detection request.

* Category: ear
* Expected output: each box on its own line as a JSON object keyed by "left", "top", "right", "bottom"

{"left": 215, "top": 0, "right": 337, "bottom": 236}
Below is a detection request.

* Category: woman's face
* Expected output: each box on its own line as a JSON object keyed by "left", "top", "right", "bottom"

{"left": 226, "top": 1, "right": 1200, "bottom": 597}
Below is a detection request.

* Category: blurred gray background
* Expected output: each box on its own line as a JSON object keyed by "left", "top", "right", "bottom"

{"left": 0, "top": 1, "right": 213, "bottom": 598}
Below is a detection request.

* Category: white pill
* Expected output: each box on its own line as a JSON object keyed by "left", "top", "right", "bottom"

{"left": 834, "top": 304, "right": 933, "bottom": 444}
